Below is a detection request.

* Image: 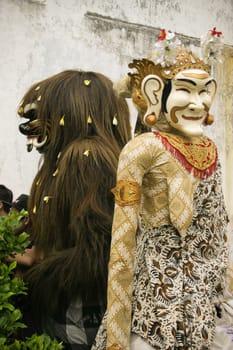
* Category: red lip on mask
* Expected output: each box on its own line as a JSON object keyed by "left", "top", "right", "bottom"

{"left": 182, "top": 115, "right": 203, "bottom": 120}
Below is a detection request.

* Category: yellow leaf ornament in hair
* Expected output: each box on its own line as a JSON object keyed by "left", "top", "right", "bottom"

{"left": 84, "top": 79, "right": 91, "bottom": 86}
{"left": 87, "top": 115, "right": 92, "bottom": 124}
{"left": 53, "top": 168, "right": 59, "bottom": 177}
{"left": 18, "top": 106, "right": 24, "bottom": 116}
{"left": 59, "top": 115, "right": 65, "bottom": 126}
{"left": 83, "top": 149, "right": 90, "bottom": 157}
{"left": 43, "top": 196, "right": 53, "bottom": 203}
{"left": 113, "top": 114, "right": 118, "bottom": 125}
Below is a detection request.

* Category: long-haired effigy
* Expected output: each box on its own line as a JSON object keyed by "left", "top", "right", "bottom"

{"left": 17, "top": 70, "right": 132, "bottom": 347}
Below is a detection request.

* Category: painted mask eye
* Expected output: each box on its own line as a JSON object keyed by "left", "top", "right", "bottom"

{"left": 176, "top": 88, "right": 190, "bottom": 93}
{"left": 199, "top": 89, "right": 209, "bottom": 95}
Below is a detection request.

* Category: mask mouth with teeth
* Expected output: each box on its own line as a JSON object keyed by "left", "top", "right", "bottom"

{"left": 18, "top": 102, "right": 50, "bottom": 153}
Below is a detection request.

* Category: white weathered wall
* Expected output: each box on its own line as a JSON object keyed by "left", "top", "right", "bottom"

{"left": 0, "top": 1, "right": 232, "bottom": 235}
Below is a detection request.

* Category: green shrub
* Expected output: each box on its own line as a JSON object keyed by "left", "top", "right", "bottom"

{"left": 0, "top": 210, "right": 63, "bottom": 349}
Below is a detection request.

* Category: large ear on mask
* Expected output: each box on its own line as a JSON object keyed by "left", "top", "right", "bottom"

{"left": 208, "top": 79, "right": 217, "bottom": 103}
{"left": 141, "top": 74, "right": 164, "bottom": 127}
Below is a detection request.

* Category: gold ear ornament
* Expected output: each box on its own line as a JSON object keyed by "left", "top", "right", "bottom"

{"left": 144, "top": 113, "right": 158, "bottom": 127}
{"left": 204, "top": 114, "right": 214, "bottom": 125}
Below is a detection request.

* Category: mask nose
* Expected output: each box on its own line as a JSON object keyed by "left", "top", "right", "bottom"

{"left": 188, "top": 94, "right": 204, "bottom": 112}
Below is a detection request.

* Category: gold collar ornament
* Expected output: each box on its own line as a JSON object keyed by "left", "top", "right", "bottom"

{"left": 154, "top": 131, "right": 217, "bottom": 179}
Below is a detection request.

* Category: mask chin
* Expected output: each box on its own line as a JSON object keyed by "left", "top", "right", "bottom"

{"left": 165, "top": 112, "right": 205, "bottom": 137}
{"left": 171, "top": 123, "right": 204, "bottom": 137}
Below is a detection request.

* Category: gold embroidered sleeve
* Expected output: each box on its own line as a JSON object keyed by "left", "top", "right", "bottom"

{"left": 106, "top": 134, "right": 155, "bottom": 350}
{"left": 111, "top": 179, "right": 141, "bottom": 206}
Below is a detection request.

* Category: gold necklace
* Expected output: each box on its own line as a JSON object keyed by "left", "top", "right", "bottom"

{"left": 154, "top": 131, "right": 217, "bottom": 178}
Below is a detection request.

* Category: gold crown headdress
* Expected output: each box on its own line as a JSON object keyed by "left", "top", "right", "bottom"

{"left": 126, "top": 28, "right": 223, "bottom": 113}
{"left": 128, "top": 49, "right": 211, "bottom": 88}
{"left": 129, "top": 29, "right": 212, "bottom": 88}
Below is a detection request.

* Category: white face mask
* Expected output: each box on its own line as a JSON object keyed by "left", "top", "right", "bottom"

{"left": 164, "top": 69, "right": 216, "bottom": 137}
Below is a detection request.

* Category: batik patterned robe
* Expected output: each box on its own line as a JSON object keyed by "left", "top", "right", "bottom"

{"left": 92, "top": 131, "right": 229, "bottom": 350}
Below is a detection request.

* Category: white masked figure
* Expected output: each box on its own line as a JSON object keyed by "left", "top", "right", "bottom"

{"left": 164, "top": 69, "right": 216, "bottom": 137}
{"left": 92, "top": 40, "right": 229, "bottom": 350}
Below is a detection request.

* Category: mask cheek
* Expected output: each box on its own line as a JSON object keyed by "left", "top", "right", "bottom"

{"left": 167, "top": 89, "right": 189, "bottom": 106}
{"left": 167, "top": 104, "right": 189, "bottom": 125}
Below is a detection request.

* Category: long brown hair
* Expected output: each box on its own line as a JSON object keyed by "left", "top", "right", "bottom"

{"left": 18, "top": 70, "right": 131, "bottom": 317}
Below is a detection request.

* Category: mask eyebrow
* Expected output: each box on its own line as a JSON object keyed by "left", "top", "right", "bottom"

{"left": 175, "top": 79, "right": 197, "bottom": 86}
{"left": 205, "top": 79, "right": 214, "bottom": 87}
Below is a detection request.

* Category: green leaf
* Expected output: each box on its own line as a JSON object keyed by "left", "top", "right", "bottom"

{"left": 17, "top": 232, "right": 29, "bottom": 244}
{"left": 1, "top": 303, "right": 15, "bottom": 311}
{"left": 0, "top": 211, "right": 64, "bottom": 349}
{"left": 8, "top": 262, "right": 17, "bottom": 272}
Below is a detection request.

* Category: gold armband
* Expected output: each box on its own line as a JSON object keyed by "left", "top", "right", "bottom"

{"left": 111, "top": 179, "right": 141, "bottom": 206}
{"left": 107, "top": 345, "right": 123, "bottom": 350}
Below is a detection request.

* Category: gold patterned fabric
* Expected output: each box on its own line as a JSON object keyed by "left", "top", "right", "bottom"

{"left": 106, "top": 132, "right": 199, "bottom": 349}
{"left": 111, "top": 132, "right": 200, "bottom": 236}
{"left": 98, "top": 132, "right": 229, "bottom": 350}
